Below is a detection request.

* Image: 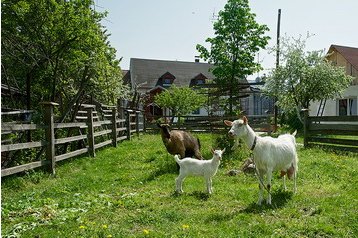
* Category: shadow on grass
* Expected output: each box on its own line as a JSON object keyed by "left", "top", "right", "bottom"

{"left": 240, "top": 189, "right": 293, "bottom": 213}
{"left": 145, "top": 160, "right": 178, "bottom": 182}
{"left": 170, "top": 191, "right": 211, "bottom": 201}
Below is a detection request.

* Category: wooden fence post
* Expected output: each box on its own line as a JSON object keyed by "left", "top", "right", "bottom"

{"left": 126, "top": 110, "right": 131, "bottom": 140}
{"left": 86, "top": 106, "right": 96, "bottom": 157}
{"left": 267, "top": 115, "right": 272, "bottom": 136}
{"left": 117, "top": 99, "right": 125, "bottom": 120}
{"left": 302, "top": 109, "right": 309, "bottom": 148}
{"left": 142, "top": 111, "right": 146, "bottom": 133}
{"left": 135, "top": 110, "right": 140, "bottom": 136}
{"left": 111, "top": 108, "right": 117, "bottom": 147}
{"left": 41, "top": 102, "right": 59, "bottom": 176}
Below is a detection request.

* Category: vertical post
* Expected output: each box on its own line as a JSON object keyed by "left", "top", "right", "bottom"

{"left": 302, "top": 109, "right": 309, "bottom": 148}
{"left": 117, "top": 99, "right": 125, "bottom": 120}
{"left": 86, "top": 106, "right": 95, "bottom": 157}
{"left": 274, "top": 9, "right": 282, "bottom": 132}
{"left": 267, "top": 115, "right": 272, "bottom": 136}
{"left": 111, "top": 108, "right": 118, "bottom": 147}
{"left": 142, "top": 111, "right": 146, "bottom": 133}
{"left": 41, "top": 102, "right": 59, "bottom": 176}
{"left": 126, "top": 110, "right": 131, "bottom": 140}
{"left": 135, "top": 111, "right": 140, "bottom": 136}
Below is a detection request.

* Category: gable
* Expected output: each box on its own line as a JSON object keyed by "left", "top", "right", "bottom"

{"left": 129, "top": 58, "right": 215, "bottom": 93}
{"left": 328, "top": 45, "right": 358, "bottom": 71}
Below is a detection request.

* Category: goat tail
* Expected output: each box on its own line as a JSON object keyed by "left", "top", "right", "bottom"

{"left": 174, "top": 154, "right": 181, "bottom": 164}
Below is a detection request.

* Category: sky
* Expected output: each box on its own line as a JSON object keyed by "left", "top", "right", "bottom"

{"left": 96, "top": 0, "right": 358, "bottom": 80}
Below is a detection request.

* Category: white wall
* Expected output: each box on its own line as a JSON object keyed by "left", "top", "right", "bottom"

{"left": 309, "top": 85, "right": 358, "bottom": 116}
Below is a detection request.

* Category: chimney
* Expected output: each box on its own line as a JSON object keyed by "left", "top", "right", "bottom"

{"left": 195, "top": 56, "right": 200, "bottom": 63}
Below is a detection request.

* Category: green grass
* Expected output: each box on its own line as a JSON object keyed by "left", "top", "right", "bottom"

{"left": 2, "top": 134, "right": 358, "bottom": 237}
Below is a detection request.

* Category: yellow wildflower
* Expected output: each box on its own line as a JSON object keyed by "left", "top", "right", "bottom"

{"left": 102, "top": 224, "right": 108, "bottom": 229}
{"left": 143, "top": 229, "right": 150, "bottom": 235}
{"left": 79, "top": 225, "right": 86, "bottom": 229}
{"left": 107, "top": 235, "right": 113, "bottom": 238}
{"left": 182, "top": 224, "right": 189, "bottom": 229}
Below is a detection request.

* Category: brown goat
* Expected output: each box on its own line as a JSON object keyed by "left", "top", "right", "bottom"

{"left": 157, "top": 123, "right": 203, "bottom": 160}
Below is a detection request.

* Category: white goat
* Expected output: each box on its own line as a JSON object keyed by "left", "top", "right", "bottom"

{"left": 174, "top": 148, "right": 225, "bottom": 194}
{"left": 224, "top": 116, "right": 298, "bottom": 205}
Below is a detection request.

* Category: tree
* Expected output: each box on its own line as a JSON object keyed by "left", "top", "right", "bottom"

{"left": 264, "top": 37, "right": 354, "bottom": 123}
{"left": 1, "top": 0, "right": 129, "bottom": 114}
{"left": 196, "top": 0, "right": 270, "bottom": 115}
{"left": 154, "top": 86, "right": 206, "bottom": 122}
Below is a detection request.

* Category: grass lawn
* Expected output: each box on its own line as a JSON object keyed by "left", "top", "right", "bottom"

{"left": 1, "top": 134, "right": 358, "bottom": 237}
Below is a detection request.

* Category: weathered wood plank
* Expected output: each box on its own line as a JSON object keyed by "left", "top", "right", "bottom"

{"left": 308, "top": 115, "right": 358, "bottom": 122}
{"left": 116, "top": 127, "right": 127, "bottom": 132}
{"left": 309, "top": 123, "right": 358, "bottom": 131}
{"left": 116, "top": 135, "right": 127, "bottom": 142}
{"left": 2, "top": 123, "right": 46, "bottom": 131}
{"left": 93, "top": 129, "right": 112, "bottom": 137}
{"left": 55, "top": 135, "right": 87, "bottom": 145}
{"left": 1, "top": 141, "right": 46, "bottom": 152}
{"left": 93, "top": 120, "right": 111, "bottom": 127}
{"left": 54, "top": 122, "right": 87, "bottom": 129}
{"left": 1, "top": 160, "right": 49, "bottom": 177}
{"left": 55, "top": 148, "right": 88, "bottom": 162}
{"left": 94, "top": 140, "right": 112, "bottom": 149}
{"left": 308, "top": 137, "right": 358, "bottom": 146}
{"left": 308, "top": 130, "right": 358, "bottom": 136}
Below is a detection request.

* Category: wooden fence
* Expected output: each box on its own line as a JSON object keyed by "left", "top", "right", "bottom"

{"left": 145, "top": 114, "right": 273, "bottom": 134}
{"left": 1, "top": 102, "right": 144, "bottom": 177}
{"left": 303, "top": 110, "right": 358, "bottom": 151}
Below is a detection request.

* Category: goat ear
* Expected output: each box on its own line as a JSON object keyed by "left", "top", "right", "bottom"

{"left": 224, "top": 120, "right": 233, "bottom": 126}
{"left": 211, "top": 148, "right": 215, "bottom": 154}
{"left": 243, "top": 116, "right": 248, "bottom": 125}
{"left": 222, "top": 148, "right": 226, "bottom": 153}
{"left": 156, "top": 122, "right": 162, "bottom": 128}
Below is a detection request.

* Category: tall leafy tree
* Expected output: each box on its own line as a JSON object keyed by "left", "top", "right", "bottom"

{"left": 1, "top": 0, "right": 128, "bottom": 116}
{"left": 154, "top": 86, "right": 206, "bottom": 122}
{"left": 264, "top": 37, "right": 353, "bottom": 123}
{"left": 196, "top": 0, "right": 270, "bottom": 115}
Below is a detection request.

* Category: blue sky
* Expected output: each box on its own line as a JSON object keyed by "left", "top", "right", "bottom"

{"left": 97, "top": 0, "right": 358, "bottom": 79}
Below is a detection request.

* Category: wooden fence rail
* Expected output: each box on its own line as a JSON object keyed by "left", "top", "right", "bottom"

{"left": 303, "top": 110, "right": 358, "bottom": 151}
{"left": 1, "top": 102, "right": 144, "bottom": 177}
{"left": 145, "top": 114, "right": 273, "bottom": 134}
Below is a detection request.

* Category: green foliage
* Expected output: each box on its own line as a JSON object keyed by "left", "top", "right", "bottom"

{"left": 154, "top": 85, "right": 206, "bottom": 117}
{"left": 264, "top": 36, "right": 354, "bottom": 123}
{"left": 2, "top": 135, "right": 358, "bottom": 237}
{"left": 196, "top": 0, "right": 270, "bottom": 115}
{"left": 1, "top": 0, "right": 129, "bottom": 111}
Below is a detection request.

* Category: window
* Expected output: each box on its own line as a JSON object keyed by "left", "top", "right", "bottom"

{"left": 163, "top": 78, "right": 172, "bottom": 87}
{"left": 192, "top": 108, "right": 200, "bottom": 115}
{"left": 196, "top": 79, "right": 204, "bottom": 85}
{"left": 339, "top": 99, "right": 347, "bottom": 116}
{"left": 338, "top": 98, "right": 357, "bottom": 115}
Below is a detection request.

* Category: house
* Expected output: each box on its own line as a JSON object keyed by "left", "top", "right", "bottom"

{"left": 310, "top": 45, "right": 358, "bottom": 116}
{"left": 125, "top": 58, "right": 273, "bottom": 120}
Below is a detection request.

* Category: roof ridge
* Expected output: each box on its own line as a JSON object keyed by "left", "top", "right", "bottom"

{"left": 331, "top": 44, "right": 358, "bottom": 50}
{"left": 130, "top": 57, "right": 211, "bottom": 65}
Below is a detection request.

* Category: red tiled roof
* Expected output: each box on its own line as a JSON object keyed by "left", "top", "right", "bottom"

{"left": 328, "top": 45, "right": 358, "bottom": 70}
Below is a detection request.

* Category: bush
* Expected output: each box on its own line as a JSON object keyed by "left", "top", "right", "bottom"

{"left": 213, "top": 134, "right": 251, "bottom": 162}
{"left": 279, "top": 111, "right": 303, "bottom": 131}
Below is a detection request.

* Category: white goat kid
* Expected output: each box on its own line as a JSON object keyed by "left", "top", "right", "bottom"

{"left": 224, "top": 116, "right": 298, "bottom": 205}
{"left": 174, "top": 148, "right": 225, "bottom": 194}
